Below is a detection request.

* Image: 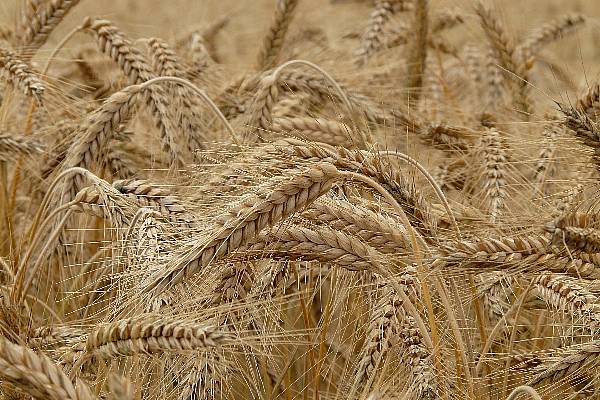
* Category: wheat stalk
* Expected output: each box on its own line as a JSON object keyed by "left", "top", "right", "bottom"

{"left": 405, "top": 0, "right": 428, "bottom": 103}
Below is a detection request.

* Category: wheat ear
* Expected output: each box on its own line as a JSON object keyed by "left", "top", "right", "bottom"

{"left": 256, "top": 0, "right": 299, "bottom": 70}
{"left": 480, "top": 128, "right": 507, "bottom": 223}
{"left": 533, "top": 273, "right": 597, "bottom": 314}
{"left": 529, "top": 341, "right": 600, "bottom": 386}
{"left": 0, "top": 133, "right": 43, "bottom": 161}
{"left": 147, "top": 37, "right": 208, "bottom": 152}
{"left": 546, "top": 212, "right": 600, "bottom": 253}
{"left": 84, "top": 17, "right": 184, "bottom": 165}
{"left": 247, "top": 59, "right": 370, "bottom": 148}
{"left": 302, "top": 197, "right": 410, "bottom": 254}
{"left": 235, "top": 224, "right": 394, "bottom": 271}
{"left": 0, "top": 46, "right": 44, "bottom": 102}
{"left": 475, "top": 1, "right": 530, "bottom": 115}
{"left": 61, "top": 84, "right": 144, "bottom": 199}
{"left": 518, "top": 14, "right": 586, "bottom": 68}
{"left": 405, "top": 0, "right": 428, "bottom": 103}
{"left": 576, "top": 82, "right": 600, "bottom": 119}
{"left": 272, "top": 116, "right": 352, "bottom": 145}
{"left": 533, "top": 119, "right": 560, "bottom": 195}
{"left": 272, "top": 139, "right": 439, "bottom": 238}
{"left": 355, "top": 0, "right": 406, "bottom": 66}
{"left": 0, "top": 337, "right": 92, "bottom": 400}
{"left": 81, "top": 315, "right": 231, "bottom": 362}
{"left": 20, "top": 0, "right": 82, "bottom": 53}
{"left": 144, "top": 162, "right": 339, "bottom": 296}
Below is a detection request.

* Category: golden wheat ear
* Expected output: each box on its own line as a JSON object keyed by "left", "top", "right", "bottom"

{"left": 0, "top": 47, "right": 44, "bottom": 102}
{"left": 256, "top": 0, "right": 299, "bottom": 71}
{"left": 20, "top": 0, "right": 82, "bottom": 55}
{"left": 0, "top": 337, "right": 94, "bottom": 400}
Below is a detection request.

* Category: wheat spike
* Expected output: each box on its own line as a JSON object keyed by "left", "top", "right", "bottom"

{"left": 0, "top": 46, "right": 44, "bottom": 102}
{"left": 84, "top": 18, "right": 184, "bottom": 165}
{"left": 0, "top": 337, "right": 92, "bottom": 400}
{"left": 145, "top": 162, "right": 340, "bottom": 296}
{"left": 82, "top": 315, "right": 231, "bottom": 362}
{"left": 257, "top": 0, "right": 299, "bottom": 70}
{"left": 20, "top": 0, "right": 82, "bottom": 52}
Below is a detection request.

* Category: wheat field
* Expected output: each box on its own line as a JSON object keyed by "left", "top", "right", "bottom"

{"left": 0, "top": 0, "right": 599, "bottom": 399}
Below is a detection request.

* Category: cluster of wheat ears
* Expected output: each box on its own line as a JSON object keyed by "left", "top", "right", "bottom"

{"left": 0, "top": 0, "right": 600, "bottom": 398}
